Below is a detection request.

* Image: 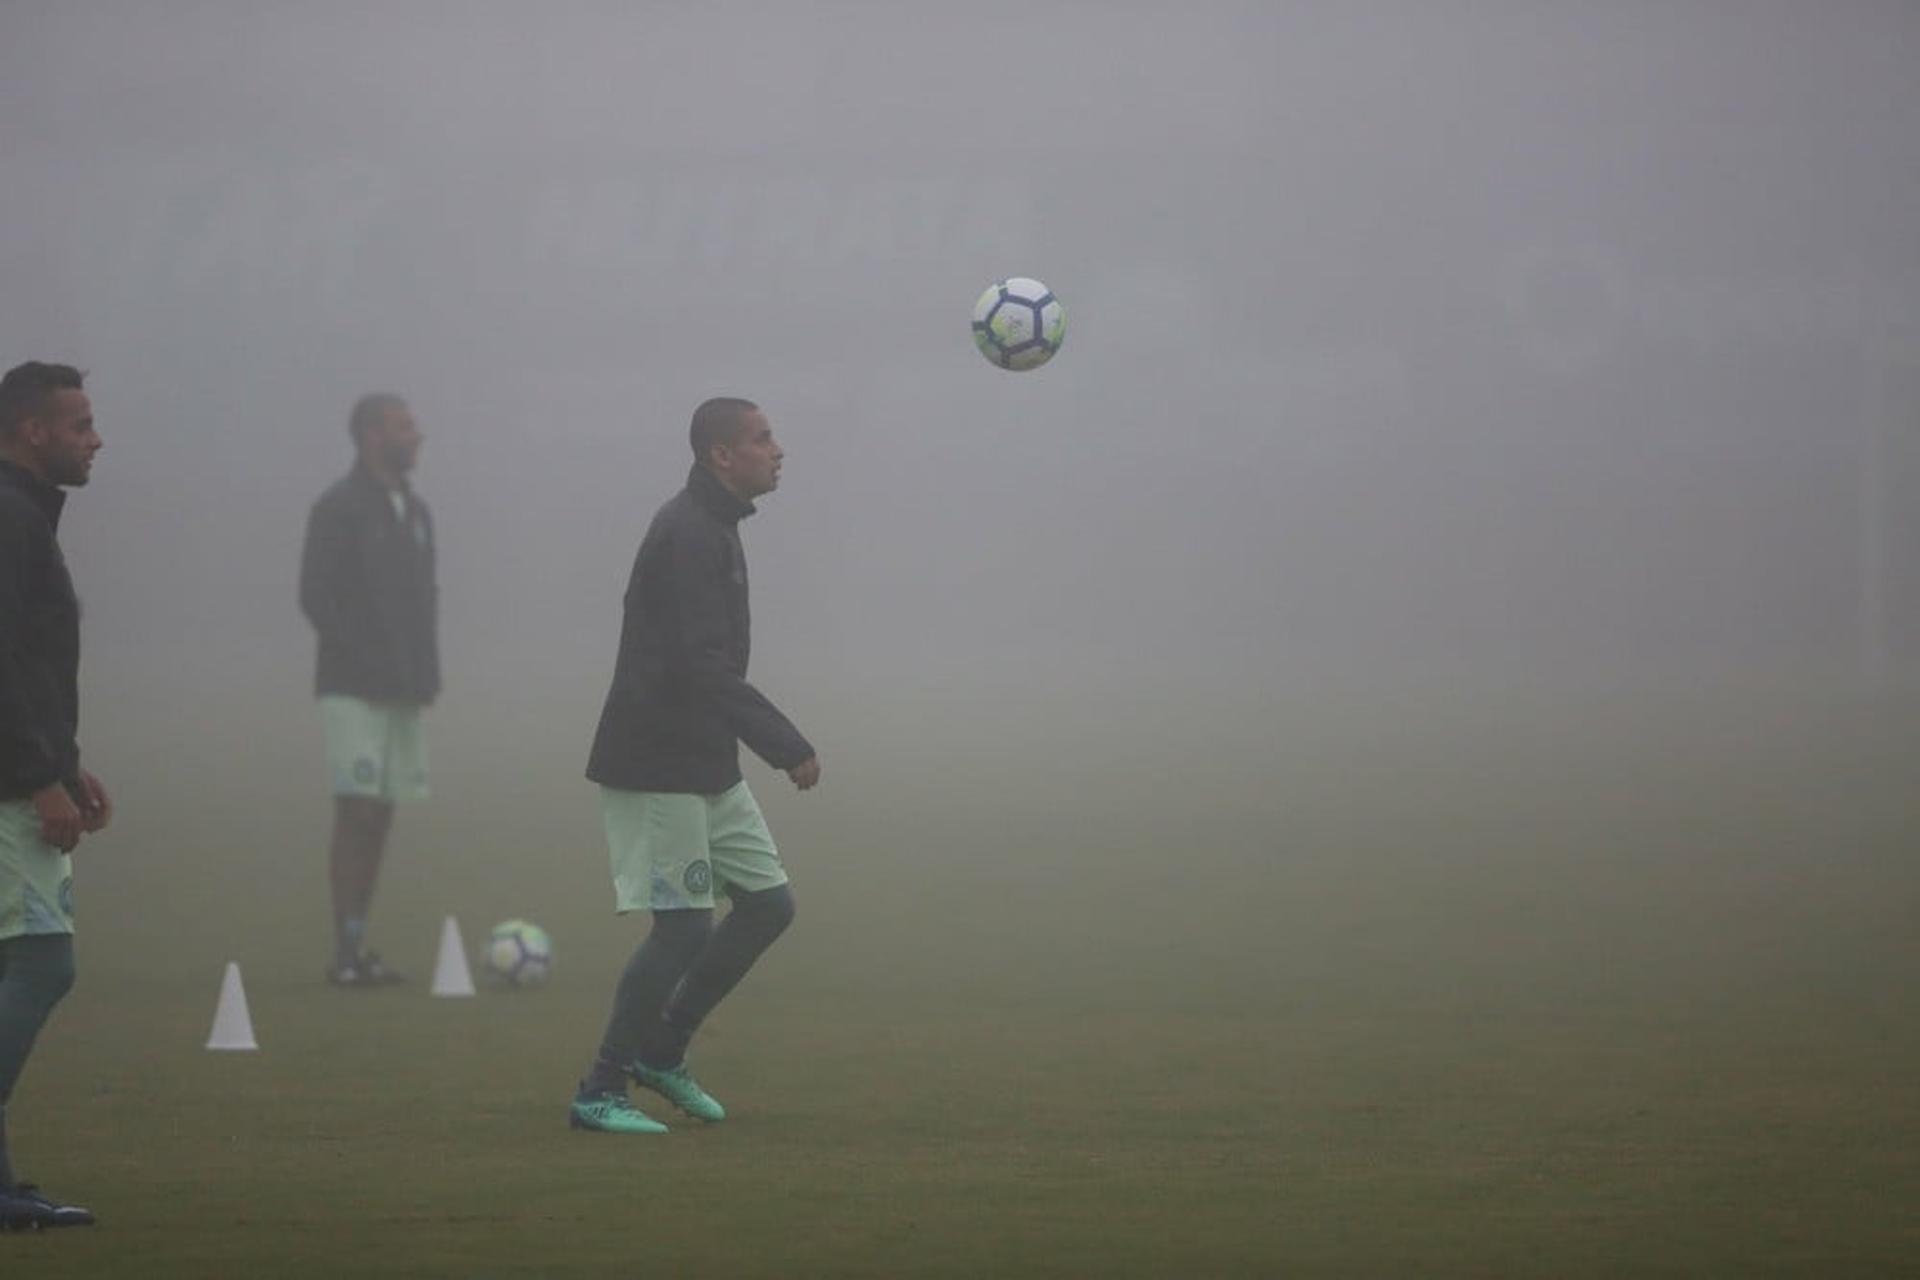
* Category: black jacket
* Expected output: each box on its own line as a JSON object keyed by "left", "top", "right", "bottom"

{"left": 299, "top": 464, "right": 440, "bottom": 705}
{"left": 0, "top": 461, "right": 82, "bottom": 801}
{"left": 587, "top": 464, "right": 812, "bottom": 794}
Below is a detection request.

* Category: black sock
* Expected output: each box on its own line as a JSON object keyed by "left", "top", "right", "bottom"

{"left": 0, "top": 934, "right": 77, "bottom": 1127}
{"left": 0, "top": 1104, "right": 12, "bottom": 1189}
{"left": 336, "top": 917, "right": 367, "bottom": 966}
{"left": 579, "top": 1056, "right": 628, "bottom": 1097}
{"left": 592, "top": 910, "right": 713, "bottom": 1077}
{"left": 651, "top": 884, "right": 797, "bottom": 1067}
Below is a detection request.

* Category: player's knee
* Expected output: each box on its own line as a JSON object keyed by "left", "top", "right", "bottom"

{"left": 44, "top": 947, "right": 75, "bottom": 1006}
{"left": 336, "top": 796, "right": 393, "bottom": 838}
{"left": 742, "top": 884, "right": 796, "bottom": 940}
{"left": 18, "top": 936, "right": 76, "bottom": 1010}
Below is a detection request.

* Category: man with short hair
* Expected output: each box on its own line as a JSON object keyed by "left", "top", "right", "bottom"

{"left": 299, "top": 393, "right": 438, "bottom": 986}
{"left": 0, "top": 361, "right": 108, "bottom": 1228}
{"left": 570, "top": 397, "right": 819, "bottom": 1135}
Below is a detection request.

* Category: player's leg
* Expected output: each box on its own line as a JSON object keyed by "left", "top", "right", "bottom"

{"left": 0, "top": 934, "right": 78, "bottom": 1143}
{"left": 572, "top": 788, "right": 716, "bottom": 1133}
{"left": 0, "top": 934, "right": 76, "bottom": 1110}
{"left": 327, "top": 795, "right": 397, "bottom": 982}
{"left": 350, "top": 705, "right": 426, "bottom": 982}
{"left": 586, "top": 908, "right": 713, "bottom": 1091}
{"left": 320, "top": 696, "right": 413, "bottom": 984}
{"left": 661, "top": 779, "right": 793, "bottom": 1055}
{"left": 0, "top": 933, "right": 91, "bottom": 1228}
{"left": 572, "top": 912, "right": 711, "bottom": 1133}
{"left": 622, "top": 882, "right": 792, "bottom": 1124}
{"left": 654, "top": 882, "right": 796, "bottom": 1066}
{"left": 625, "top": 782, "right": 791, "bottom": 1122}
{"left": 0, "top": 939, "right": 8, "bottom": 1191}
{"left": 1, "top": 799, "right": 84, "bottom": 1218}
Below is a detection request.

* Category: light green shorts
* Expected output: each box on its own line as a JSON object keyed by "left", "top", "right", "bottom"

{"left": 602, "top": 782, "right": 787, "bottom": 913}
{"left": 321, "top": 695, "right": 429, "bottom": 802}
{"left": 0, "top": 799, "right": 75, "bottom": 939}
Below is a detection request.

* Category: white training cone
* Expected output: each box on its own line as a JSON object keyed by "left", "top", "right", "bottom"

{"left": 206, "top": 961, "right": 258, "bottom": 1051}
{"left": 430, "top": 915, "right": 476, "bottom": 997}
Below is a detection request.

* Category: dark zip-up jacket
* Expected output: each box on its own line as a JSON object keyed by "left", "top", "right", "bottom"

{"left": 299, "top": 463, "right": 440, "bottom": 705}
{"left": 0, "top": 460, "right": 82, "bottom": 801}
{"left": 587, "top": 463, "right": 812, "bottom": 794}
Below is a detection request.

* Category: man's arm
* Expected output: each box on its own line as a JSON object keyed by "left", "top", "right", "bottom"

{"left": 0, "top": 507, "right": 84, "bottom": 847}
{"left": 667, "top": 527, "right": 814, "bottom": 773}
{"left": 298, "top": 496, "right": 346, "bottom": 635}
{"left": 0, "top": 508, "right": 66, "bottom": 795}
{"left": 298, "top": 494, "right": 381, "bottom": 674}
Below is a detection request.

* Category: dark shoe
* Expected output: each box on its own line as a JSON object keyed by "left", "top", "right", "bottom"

{"left": 0, "top": 1184, "right": 95, "bottom": 1229}
{"left": 357, "top": 950, "right": 407, "bottom": 985}
{"left": 326, "top": 956, "right": 364, "bottom": 986}
{"left": 326, "top": 950, "right": 407, "bottom": 987}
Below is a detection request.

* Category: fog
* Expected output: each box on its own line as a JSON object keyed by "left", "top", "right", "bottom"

{"left": 10, "top": 12, "right": 1920, "bottom": 1266}
{"left": 3, "top": 3, "right": 1918, "bottom": 818}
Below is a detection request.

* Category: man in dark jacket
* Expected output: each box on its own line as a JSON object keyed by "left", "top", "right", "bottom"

{"left": 0, "top": 361, "right": 108, "bottom": 1228}
{"left": 299, "top": 393, "right": 437, "bottom": 987}
{"left": 570, "top": 397, "right": 819, "bottom": 1135}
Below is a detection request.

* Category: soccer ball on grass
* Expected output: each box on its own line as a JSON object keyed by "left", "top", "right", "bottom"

{"left": 481, "top": 919, "right": 553, "bottom": 989}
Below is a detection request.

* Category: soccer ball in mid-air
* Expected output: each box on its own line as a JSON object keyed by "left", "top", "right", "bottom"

{"left": 972, "top": 277, "right": 1065, "bottom": 371}
{"left": 482, "top": 919, "right": 553, "bottom": 989}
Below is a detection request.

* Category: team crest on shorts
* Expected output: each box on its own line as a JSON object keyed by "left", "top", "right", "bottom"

{"left": 683, "top": 860, "right": 713, "bottom": 895}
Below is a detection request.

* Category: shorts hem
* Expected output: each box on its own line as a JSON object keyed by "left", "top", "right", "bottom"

{"left": 0, "top": 923, "right": 76, "bottom": 941}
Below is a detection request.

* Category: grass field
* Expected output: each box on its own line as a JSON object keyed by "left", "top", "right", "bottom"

{"left": 7, "top": 678, "right": 1918, "bottom": 1276}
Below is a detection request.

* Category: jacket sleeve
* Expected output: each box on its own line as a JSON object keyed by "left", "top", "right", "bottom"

{"left": 668, "top": 526, "right": 814, "bottom": 771}
{"left": 298, "top": 495, "right": 375, "bottom": 672}
{"left": 0, "top": 507, "right": 65, "bottom": 793}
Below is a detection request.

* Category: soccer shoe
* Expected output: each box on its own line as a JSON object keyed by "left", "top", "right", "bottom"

{"left": 356, "top": 950, "right": 407, "bottom": 984}
{"left": 325, "top": 950, "right": 408, "bottom": 987}
{"left": 628, "top": 1061, "right": 726, "bottom": 1123}
{"left": 568, "top": 1091, "right": 669, "bottom": 1135}
{"left": 0, "top": 1184, "right": 96, "bottom": 1230}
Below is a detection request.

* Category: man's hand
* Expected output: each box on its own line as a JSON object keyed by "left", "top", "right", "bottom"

{"left": 787, "top": 756, "right": 821, "bottom": 791}
{"left": 78, "top": 770, "right": 113, "bottom": 833}
{"left": 33, "top": 782, "right": 83, "bottom": 852}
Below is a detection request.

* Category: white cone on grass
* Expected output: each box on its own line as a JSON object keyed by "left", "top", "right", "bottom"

{"left": 206, "top": 961, "right": 258, "bottom": 1051}
{"left": 430, "top": 915, "right": 476, "bottom": 997}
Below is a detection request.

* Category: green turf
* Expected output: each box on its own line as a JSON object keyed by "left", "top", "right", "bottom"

{"left": 7, "top": 680, "right": 1918, "bottom": 1275}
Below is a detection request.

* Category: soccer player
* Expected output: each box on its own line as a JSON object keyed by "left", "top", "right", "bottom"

{"left": 570, "top": 397, "right": 819, "bottom": 1134}
{"left": 299, "top": 394, "right": 438, "bottom": 986}
{"left": 0, "top": 362, "right": 108, "bottom": 1229}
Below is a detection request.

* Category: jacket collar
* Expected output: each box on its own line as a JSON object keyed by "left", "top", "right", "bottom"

{"left": 0, "top": 459, "right": 66, "bottom": 530}
{"left": 349, "top": 459, "right": 411, "bottom": 503}
{"left": 686, "top": 462, "right": 755, "bottom": 524}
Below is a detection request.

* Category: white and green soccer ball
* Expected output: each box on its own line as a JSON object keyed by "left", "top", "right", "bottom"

{"left": 971, "top": 276, "right": 1065, "bottom": 371}
{"left": 482, "top": 919, "right": 553, "bottom": 989}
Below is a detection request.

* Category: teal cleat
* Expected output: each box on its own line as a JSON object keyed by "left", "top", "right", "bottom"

{"left": 568, "top": 1090, "right": 669, "bottom": 1135}
{"left": 629, "top": 1061, "right": 726, "bottom": 1123}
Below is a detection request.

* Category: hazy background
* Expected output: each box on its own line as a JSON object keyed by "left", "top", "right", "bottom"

{"left": 1, "top": 1, "right": 1917, "bottom": 942}
{"left": 4, "top": 7, "right": 1920, "bottom": 1270}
